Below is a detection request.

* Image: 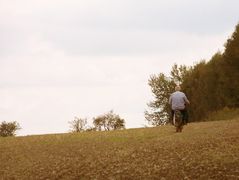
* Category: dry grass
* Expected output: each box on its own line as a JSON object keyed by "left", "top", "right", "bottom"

{"left": 205, "top": 107, "right": 239, "bottom": 122}
{"left": 0, "top": 119, "right": 239, "bottom": 180}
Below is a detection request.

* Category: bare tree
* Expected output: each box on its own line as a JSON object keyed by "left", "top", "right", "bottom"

{"left": 69, "top": 117, "right": 87, "bottom": 133}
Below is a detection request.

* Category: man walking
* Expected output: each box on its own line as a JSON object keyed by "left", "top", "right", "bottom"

{"left": 169, "top": 85, "right": 190, "bottom": 125}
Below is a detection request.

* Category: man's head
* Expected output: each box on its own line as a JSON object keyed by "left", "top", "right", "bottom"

{"left": 175, "top": 85, "right": 181, "bottom": 91}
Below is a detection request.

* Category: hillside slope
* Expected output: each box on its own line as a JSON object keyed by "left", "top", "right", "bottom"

{"left": 0, "top": 119, "right": 239, "bottom": 179}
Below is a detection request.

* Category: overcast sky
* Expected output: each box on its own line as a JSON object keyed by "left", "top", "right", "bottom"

{"left": 0, "top": 0, "right": 238, "bottom": 135}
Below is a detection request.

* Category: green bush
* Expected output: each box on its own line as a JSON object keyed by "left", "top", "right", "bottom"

{"left": 93, "top": 110, "right": 125, "bottom": 131}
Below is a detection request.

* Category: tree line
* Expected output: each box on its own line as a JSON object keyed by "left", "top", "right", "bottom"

{"left": 0, "top": 110, "right": 125, "bottom": 137}
{"left": 146, "top": 23, "right": 239, "bottom": 125}
{"left": 69, "top": 110, "right": 125, "bottom": 132}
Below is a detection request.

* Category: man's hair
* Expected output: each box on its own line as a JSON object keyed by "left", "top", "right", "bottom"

{"left": 175, "top": 85, "right": 181, "bottom": 91}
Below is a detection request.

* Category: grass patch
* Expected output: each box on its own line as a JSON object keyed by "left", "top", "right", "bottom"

{"left": 0, "top": 119, "right": 239, "bottom": 179}
{"left": 205, "top": 107, "right": 239, "bottom": 121}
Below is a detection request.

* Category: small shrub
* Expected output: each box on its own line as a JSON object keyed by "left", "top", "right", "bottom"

{"left": 0, "top": 121, "right": 21, "bottom": 137}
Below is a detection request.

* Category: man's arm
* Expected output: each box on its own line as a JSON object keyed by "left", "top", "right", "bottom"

{"left": 183, "top": 95, "right": 190, "bottom": 105}
{"left": 169, "top": 95, "right": 172, "bottom": 105}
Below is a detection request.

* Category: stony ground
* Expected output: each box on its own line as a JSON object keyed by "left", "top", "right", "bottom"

{"left": 0, "top": 119, "right": 239, "bottom": 180}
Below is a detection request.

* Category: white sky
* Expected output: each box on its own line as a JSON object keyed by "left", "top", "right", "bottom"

{"left": 0, "top": 0, "right": 238, "bottom": 135}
